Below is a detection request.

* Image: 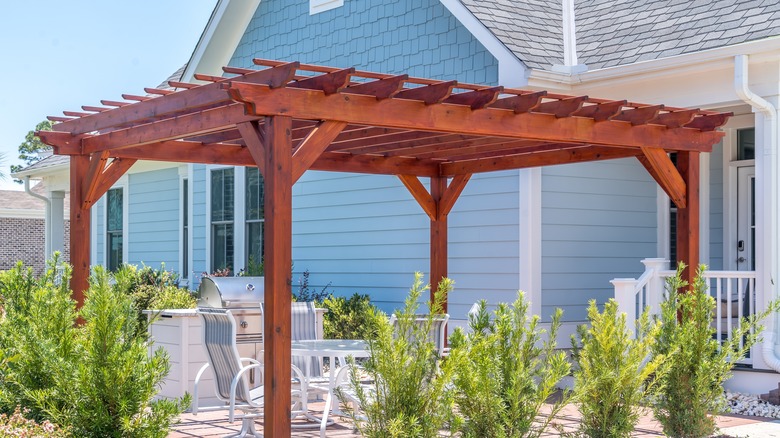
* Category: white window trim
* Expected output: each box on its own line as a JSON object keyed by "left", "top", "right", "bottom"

{"left": 723, "top": 114, "right": 756, "bottom": 271}
{"left": 103, "top": 176, "right": 129, "bottom": 268}
{"left": 206, "top": 165, "right": 246, "bottom": 275}
{"left": 310, "top": 0, "right": 343, "bottom": 15}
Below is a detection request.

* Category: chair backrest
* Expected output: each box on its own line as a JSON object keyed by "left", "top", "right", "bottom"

{"left": 389, "top": 313, "right": 450, "bottom": 357}
{"left": 198, "top": 307, "right": 252, "bottom": 403}
{"left": 260, "top": 301, "right": 323, "bottom": 377}
{"left": 291, "top": 301, "right": 322, "bottom": 376}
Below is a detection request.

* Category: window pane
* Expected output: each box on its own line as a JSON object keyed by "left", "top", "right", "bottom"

{"left": 246, "top": 221, "right": 263, "bottom": 269}
{"left": 246, "top": 167, "right": 264, "bottom": 220}
{"left": 211, "top": 168, "right": 234, "bottom": 222}
{"left": 107, "top": 232, "right": 122, "bottom": 271}
{"left": 212, "top": 223, "right": 234, "bottom": 272}
{"left": 738, "top": 128, "right": 755, "bottom": 161}
{"left": 107, "top": 188, "right": 123, "bottom": 232}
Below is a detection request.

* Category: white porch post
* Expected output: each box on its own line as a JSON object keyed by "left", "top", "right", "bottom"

{"left": 611, "top": 278, "right": 638, "bottom": 338}
{"left": 49, "top": 190, "right": 65, "bottom": 256}
{"left": 641, "top": 258, "right": 668, "bottom": 315}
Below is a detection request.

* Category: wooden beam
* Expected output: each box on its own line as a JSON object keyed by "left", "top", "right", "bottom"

{"left": 573, "top": 100, "right": 626, "bottom": 122}
{"left": 637, "top": 147, "right": 686, "bottom": 208}
{"left": 292, "top": 121, "right": 347, "bottom": 183}
{"left": 263, "top": 115, "right": 293, "bottom": 437}
{"left": 440, "top": 146, "right": 641, "bottom": 176}
{"left": 398, "top": 175, "right": 436, "bottom": 220}
{"left": 37, "top": 131, "right": 83, "bottom": 155}
{"left": 69, "top": 155, "right": 91, "bottom": 309}
{"left": 329, "top": 131, "right": 447, "bottom": 153}
{"left": 290, "top": 68, "right": 354, "bottom": 95}
{"left": 650, "top": 109, "right": 698, "bottom": 128}
{"left": 613, "top": 105, "right": 664, "bottom": 125}
{"left": 311, "top": 152, "right": 439, "bottom": 177}
{"left": 443, "top": 86, "right": 503, "bottom": 110}
{"left": 394, "top": 80, "right": 457, "bottom": 105}
{"left": 343, "top": 74, "right": 408, "bottom": 99}
{"left": 88, "top": 158, "right": 137, "bottom": 208}
{"left": 82, "top": 104, "right": 258, "bottom": 153}
{"left": 52, "top": 62, "right": 299, "bottom": 135}
{"left": 228, "top": 83, "right": 724, "bottom": 152}
{"left": 438, "top": 174, "right": 471, "bottom": 218}
{"left": 676, "top": 151, "right": 700, "bottom": 287}
{"left": 82, "top": 151, "right": 110, "bottom": 209}
{"left": 490, "top": 91, "right": 546, "bottom": 113}
{"left": 533, "top": 96, "right": 588, "bottom": 118}
{"left": 685, "top": 112, "right": 732, "bottom": 131}
{"left": 237, "top": 121, "right": 267, "bottom": 176}
{"left": 430, "top": 176, "right": 448, "bottom": 310}
{"left": 110, "top": 141, "right": 253, "bottom": 166}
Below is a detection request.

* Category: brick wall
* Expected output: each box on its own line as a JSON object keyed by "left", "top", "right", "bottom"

{"left": 0, "top": 217, "right": 71, "bottom": 275}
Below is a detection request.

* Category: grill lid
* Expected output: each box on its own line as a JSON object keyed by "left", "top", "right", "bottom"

{"left": 198, "top": 276, "right": 264, "bottom": 308}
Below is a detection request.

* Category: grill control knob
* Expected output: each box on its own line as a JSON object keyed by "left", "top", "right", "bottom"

{"left": 246, "top": 283, "right": 255, "bottom": 291}
{"left": 240, "top": 320, "right": 248, "bottom": 328}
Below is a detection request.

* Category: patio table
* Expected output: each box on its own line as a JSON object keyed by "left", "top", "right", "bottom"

{"left": 291, "top": 339, "right": 370, "bottom": 435}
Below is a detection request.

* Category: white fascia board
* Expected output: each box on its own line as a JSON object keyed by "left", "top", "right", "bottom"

{"left": 182, "top": 0, "right": 262, "bottom": 81}
{"left": 0, "top": 209, "right": 45, "bottom": 219}
{"left": 528, "top": 36, "right": 780, "bottom": 90}
{"left": 438, "top": 0, "right": 529, "bottom": 87}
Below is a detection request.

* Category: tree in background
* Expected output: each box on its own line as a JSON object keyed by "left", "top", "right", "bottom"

{"left": 11, "top": 120, "right": 52, "bottom": 182}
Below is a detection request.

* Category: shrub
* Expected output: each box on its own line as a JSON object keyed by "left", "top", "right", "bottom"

{"left": 448, "top": 295, "right": 571, "bottom": 438}
{"left": 148, "top": 285, "right": 197, "bottom": 310}
{"left": 293, "top": 269, "right": 331, "bottom": 303}
{"left": 341, "top": 273, "right": 458, "bottom": 438}
{"left": 238, "top": 255, "right": 264, "bottom": 276}
{"left": 0, "top": 259, "right": 189, "bottom": 437}
{"left": 321, "top": 293, "right": 384, "bottom": 340}
{"left": 0, "top": 407, "right": 66, "bottom": 437}
{"left": 651, "top": 263, "right": 779, "bottom": 438}
{"left": 572, "top": 299, "right": 663, "bottom": 438}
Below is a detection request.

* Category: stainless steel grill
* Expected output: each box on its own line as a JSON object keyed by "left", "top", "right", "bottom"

{"left": 197, "top": 276, "right": 264, "bottom": 344}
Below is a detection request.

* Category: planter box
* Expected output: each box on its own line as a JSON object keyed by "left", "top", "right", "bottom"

{"left": 145, "top": 307, "right": 327, "bottom": 408}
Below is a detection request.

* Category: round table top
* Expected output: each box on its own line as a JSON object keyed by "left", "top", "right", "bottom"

{"left": 290, "top": 339, "right": 369, "bottom": 357}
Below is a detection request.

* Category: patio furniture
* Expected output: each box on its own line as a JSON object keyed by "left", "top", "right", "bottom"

{"left": 192, "top": 307, "right": 305, "bottom": 438}
{"left": 289, "top": 339, "right": 371, "bottom": 437}
{"left": 389, "top": 313, "right": 450, "bottom": 357}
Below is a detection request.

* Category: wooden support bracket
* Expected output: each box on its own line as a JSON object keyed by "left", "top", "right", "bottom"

{"left": 637, "top": 147, "right": 687, "bottom": 208}
{"left": 397, "top": 174, "right": 472, "bottom": 221}
{"left": 238, "top": 121, "right": 267, "bottom": 176}
{"left": 292, "top": 121, "right": 347, "bottom": 183}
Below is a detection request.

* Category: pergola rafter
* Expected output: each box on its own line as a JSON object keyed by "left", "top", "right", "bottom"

{"left": 38, "top": 59, "right": 730, "bottom": 437}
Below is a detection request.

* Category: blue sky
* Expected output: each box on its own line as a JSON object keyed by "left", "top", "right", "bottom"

{"left": 0, "top": 0, "right": 217, "bottom": 190}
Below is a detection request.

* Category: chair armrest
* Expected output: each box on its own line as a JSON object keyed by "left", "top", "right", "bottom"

{"left": 192, "top": 363, "right": 211, "bottom": 414}
{"left": 229, "top": 362, "right": 265, "bottom": 422}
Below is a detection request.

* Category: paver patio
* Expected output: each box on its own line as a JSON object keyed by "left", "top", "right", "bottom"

{"left": 169, "top": 400, "right": 780, "bottom": 437}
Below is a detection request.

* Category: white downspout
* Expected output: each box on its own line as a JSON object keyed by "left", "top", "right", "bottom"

{"left": 24, "top": 176, "right": 52, "bottom": 256}
{"left": 734, "top": 54, "right": 780, "bottom": 372}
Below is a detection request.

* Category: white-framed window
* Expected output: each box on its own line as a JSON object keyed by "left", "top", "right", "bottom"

{"left": 245, "top": 167, "right": 265, "bottom": 270}
{"left": 210, "top": 168, "right": 235, "bottom": 273}
{"left": 310, "top": 0, "right": 343, "bottom": 15}
{"left": 106, "top": 187, "right": 124, "bottom": 271}
{"left": 181, "top": 177, "right": 189, "bottom": 280}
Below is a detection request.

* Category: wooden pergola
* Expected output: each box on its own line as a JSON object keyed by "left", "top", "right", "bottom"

{"left": 39, "top": 59, "right": 728, "bottom": 436}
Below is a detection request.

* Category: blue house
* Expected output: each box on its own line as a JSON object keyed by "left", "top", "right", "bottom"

{"left": 18, "top": 0, "right": 780, "bottom": 393}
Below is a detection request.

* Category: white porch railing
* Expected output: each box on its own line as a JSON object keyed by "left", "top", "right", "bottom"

{"left": 612, "top": 258, "right": 757, "bottom": 365}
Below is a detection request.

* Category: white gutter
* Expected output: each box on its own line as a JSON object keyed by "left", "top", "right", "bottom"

{"left": 24, "top": 176, "right": 52, "bottom": 256}
{"left": 734, "top": 54, "right": 780, "bottom": 372}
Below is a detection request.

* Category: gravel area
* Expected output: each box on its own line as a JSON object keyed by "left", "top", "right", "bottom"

{"left": 726, "top": 391, "right": 780, "bottom": 418}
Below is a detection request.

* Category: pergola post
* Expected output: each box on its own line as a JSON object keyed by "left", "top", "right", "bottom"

{"left": 262, "top": 115, "right": 293, "bottom": 437}
{"left": 430, "top": 176, "right": 447, "bottom": 309}
{"left": 69, "top": 154, "right": 91, "bottom": 308}
{"left": 676, "top": 151, "right": 701, "bottom": 287}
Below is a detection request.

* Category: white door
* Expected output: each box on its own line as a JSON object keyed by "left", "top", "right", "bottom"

{"left": 736, "top": 166, "right": 756, "bottom": 271}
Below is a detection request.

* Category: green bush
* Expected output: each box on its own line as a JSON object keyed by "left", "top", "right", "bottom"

{"left": 321, "top": 293, "right": 384, "bottom": 340}
{"left": 448, "top": 295, "right": 571, "bottom": 438}
{"left": 572, "top": 299, "right": 663, "bottom": 438}
{"left": 341, "top": 273, "right": 458, "bottom": 438}
{"left": 147, "top": 285, "right": 197, "bottom": 310}
{"left": 651, "top": 263, "right": 779, "bottom": 438}
{"left": 0, "top": 259, "right": 188, "bottom": 437}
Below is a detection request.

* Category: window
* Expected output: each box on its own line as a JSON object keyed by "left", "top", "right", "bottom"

{"left": 737, "top": 128, "right": 755, "bottom": 161}
{"left": 245, "top": 168, "right": 265, "bottom": 270}
{"left": 310, "top": 0, "right": 343, "bottom": 15}
{"left": 668, "top": 153, "right": 678, "bottom": 266}
{"left": 106, "top": 188, "right": 123, "bottom": 270}
{"left": 182, "top": 178, "right": 189, "bottom": 279}
{"left": 211, "top": 169, "right": 234, "bottom": 272}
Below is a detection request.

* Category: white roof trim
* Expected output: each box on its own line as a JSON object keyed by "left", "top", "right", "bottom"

{"left": 529, "top": 35, "right": 780, "bottom": 90}
{"left": 182, "top": 0, "right": 262, "bottom": 82}
{"left": 438, "top": 0, "right": 529, "bottom": 87}
{"left": 0, "top": 208, "right": 45, "bottom": 219}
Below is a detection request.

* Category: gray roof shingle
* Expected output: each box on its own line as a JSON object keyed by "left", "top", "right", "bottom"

{"left": 459, "top": 0, "right": 780, "bottom": 71}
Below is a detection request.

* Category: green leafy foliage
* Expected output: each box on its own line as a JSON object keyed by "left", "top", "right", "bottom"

{"left": 0, "top": 259, "right": 188, "bottom": 437}
{"left": 239, "top": 255, "right": 264, "bottom": 276}
{"left": 651, "top": 263, "right": 779, "bottom": 438}
{"left": 448, "top": 295, "right": 571, "bottom": 438}
{"left": 321, "top": 293, "right": 384, "bottom": 340}
{"left": 341, "top": 273, "right": 458, "bottom": 438}
{"left": 10, "top": 120, "right": 52, "bottom": 180}
{"left": 147, "top": 285, "right": 197, "bottom": 310}
{"left": 0, "top": 407, "right": 66, "bottom": 437}
{"left": 572, "top": 299, "right": 663, "bottom": 438}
